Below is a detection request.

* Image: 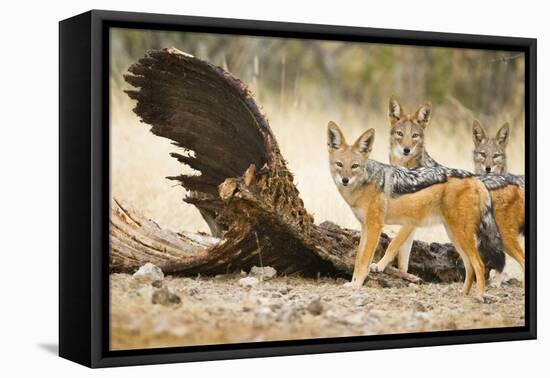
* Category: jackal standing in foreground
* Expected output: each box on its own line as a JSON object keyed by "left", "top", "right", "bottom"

{"left": 327, "top": 122, "right": 505, "bottom": 299}
{"left": 378, "top": 97, "right": 524, "bottom": 279}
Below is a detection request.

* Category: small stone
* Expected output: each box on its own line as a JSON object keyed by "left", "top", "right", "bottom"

{"left": 254, "top": 306, "right": 272, "bottom": 317}
{"left": 253, "top": 306, "right": 273, "bottom": 326}
{"left": 413, "top": 301, "right": 427, "bottom": 312}
{"left": 256, "top": 296, "right": 271, "bottom": 306}
{"left": 367, "top": 309, "right": 385, "bottom": 319}
{"left": 277, "top": 305, "right": 302, "bottom": 322}
{"left": 170, "top": 326, "right": 189, "bottom": 337}
{"left": 504, "top": 278, "right": 521, "bottom": 287}
{"left": 250, "top": 266, "right": 277, "bottom": 280}
{"left": 365, "top": 280, "right": 380, "bottom": 288}
{"left": 306, "top": 298, "right": 323, "bottom": 316}
{"left": 152, "top": 317, "right": 171, "bottom": 334}
{"left": 152, "top": 280, "right": 164, "bottom": 288}
{"left": 377, "top": 278, "right": 391, "bottom": 288}
{"left": 152, "top": 288, "right": 181, "bottom": 306}
{"left": 132, "top": 263, "right": 164, "bottom": 284}
{"left": 344, "top": 312, "right": 367, "bottom": 326}
{"left": 278, "top": 286, "right": 292, "bottom": 295}
{"left": 256, "top": 306, "right": 272, "bottom": 315}
{"left": 351, "top": 294, "right": 369, "bottom": 307}
{"left": 239, "top": 276, "right": 260, "bottom": 288}
{"left": 355, "top": 299, "right": 369, "bottom": 307}
{"left": 186, "top": 287, "right": 199, "bottom": 296}
{"left": 474, "top": 294, "right": 499, "bottom": 304}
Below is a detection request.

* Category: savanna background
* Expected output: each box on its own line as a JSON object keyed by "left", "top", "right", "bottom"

{"left": 110, "top": 28, "right": 525, "bottom": 248}
{"left": 108, "top": 28, "right": 526, "bottom": 350}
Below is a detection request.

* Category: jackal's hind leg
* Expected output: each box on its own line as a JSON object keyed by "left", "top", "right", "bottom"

{"left": 501, "top": 232, "right": 525, "bottom": 271}
{"left": 465, "top": 243, "right": 486, "bottom": 299}
{"left": 489, "top": 269, "right": 505, "bottom": 288}
{"left": 397, "top": 229, "right": 415, "bottom": 273}
{"left": 443, "top": 223, "right": 484, "bottom": 298}
{"left": 462, "top": 260, "right": 474, "bottom": 295}
{"left": 489, "top": 233, "right": 524, "bottom": 287}
{"left": 458, "top": 241, "right": 486, "bottom": 299}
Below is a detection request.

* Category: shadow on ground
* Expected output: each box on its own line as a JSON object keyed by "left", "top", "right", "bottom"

{"left": 38, "top": 343, "right": 58, "bottom": 355}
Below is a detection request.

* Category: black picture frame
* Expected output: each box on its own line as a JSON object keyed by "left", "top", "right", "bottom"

{"left": 59, "top": 9, "right": 537, "bottom": 368}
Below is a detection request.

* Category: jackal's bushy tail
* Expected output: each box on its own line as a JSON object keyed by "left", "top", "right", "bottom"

{"left": 477, "top": 193, "right": 506, "bottom": 272}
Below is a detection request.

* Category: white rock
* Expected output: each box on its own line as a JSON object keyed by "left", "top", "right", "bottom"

{"left": 306, "top": 298, "right": 323, "bottom": 315}
{"left": 354, "top": 297, "right": 369, "bottom": 307}
{"left": 255, "top": 306, "right": 272, "bottom": 316}
{"left": 344, "top": 312, "right": 367, "bottom": 326}
{"left": 239, "top": 276, "right": 260, "bottom": 288}
{"left": 250, "top": 266, "right": 277, "bottom": 280}
{"left": 132, "top": 263, "right": 164, "bottom": 284}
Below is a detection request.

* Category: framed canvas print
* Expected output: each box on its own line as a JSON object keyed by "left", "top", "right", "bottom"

{"left": 59, "top": 10, "right": 537, "bottom": 368}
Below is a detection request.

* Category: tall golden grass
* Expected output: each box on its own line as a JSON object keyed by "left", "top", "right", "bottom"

{"left": 111, "top": 89, "right": 524, "bottom": 232}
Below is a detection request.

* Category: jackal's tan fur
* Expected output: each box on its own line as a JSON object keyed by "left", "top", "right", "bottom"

{"left": 472, "top": 120, "right": 525, "bottom": 270}
{"left": 386, "top": 98, "right": 524, "bottom": 273}
{"left": 327, "top": 122, "right": 500, "bottom": 299}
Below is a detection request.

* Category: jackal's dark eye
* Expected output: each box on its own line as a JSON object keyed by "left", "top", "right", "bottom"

{"left": 395, "top": 131, "right": 404, "bottom": 137}
{"left": 351, "top": 163, "right": 360, "bottom": 169}
{"left": 412, "top": 133, "right": 420, "bottom": 138}
{"left": 335, "top": 161, "right": 343, "bottom": 168}
{"left": 493, "top": 153, "right": 503, "bottom": 159}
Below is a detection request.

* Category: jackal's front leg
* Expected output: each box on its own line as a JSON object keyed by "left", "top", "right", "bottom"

{"left": 371, "top": 226, "right": 415, "bottom": 273}
{"left": 350, "top": 210, "right": 384, "bottom": 287}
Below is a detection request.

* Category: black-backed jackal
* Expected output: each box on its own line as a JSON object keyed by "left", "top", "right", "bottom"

{"left": 473, "top": 120, "right": 510, "bottom": 174}
{"left": 381, "top": 97, "right": 525, "bottom": 280}
{"left": 327, "top": 122, "right": 505, "bottom": 299}
{"left": 472, "top": 119, "right": 525, "bottom": 274}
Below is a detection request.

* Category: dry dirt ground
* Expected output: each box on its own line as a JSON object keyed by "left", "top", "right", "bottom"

{"left": 110, "top": 269, "right": 525, "bottom": 350}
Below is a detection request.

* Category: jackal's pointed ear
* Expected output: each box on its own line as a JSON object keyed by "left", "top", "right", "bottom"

{"left": 414, "top": 102, "right": 432, "bottom": 128}
{"left": 327, "top": 121, "right": 346, "bottom": 151}
{"left": 388, "top": 97, "right": 403, "bottom": 125}
{"left": 472, "top": 120, "right": 487, "bottom": 146}
{"left": 495, "top": 123, "right": 510, "bottom": 147}
{"left": 353, "top": 128, "right": 375, "bottom": 155}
